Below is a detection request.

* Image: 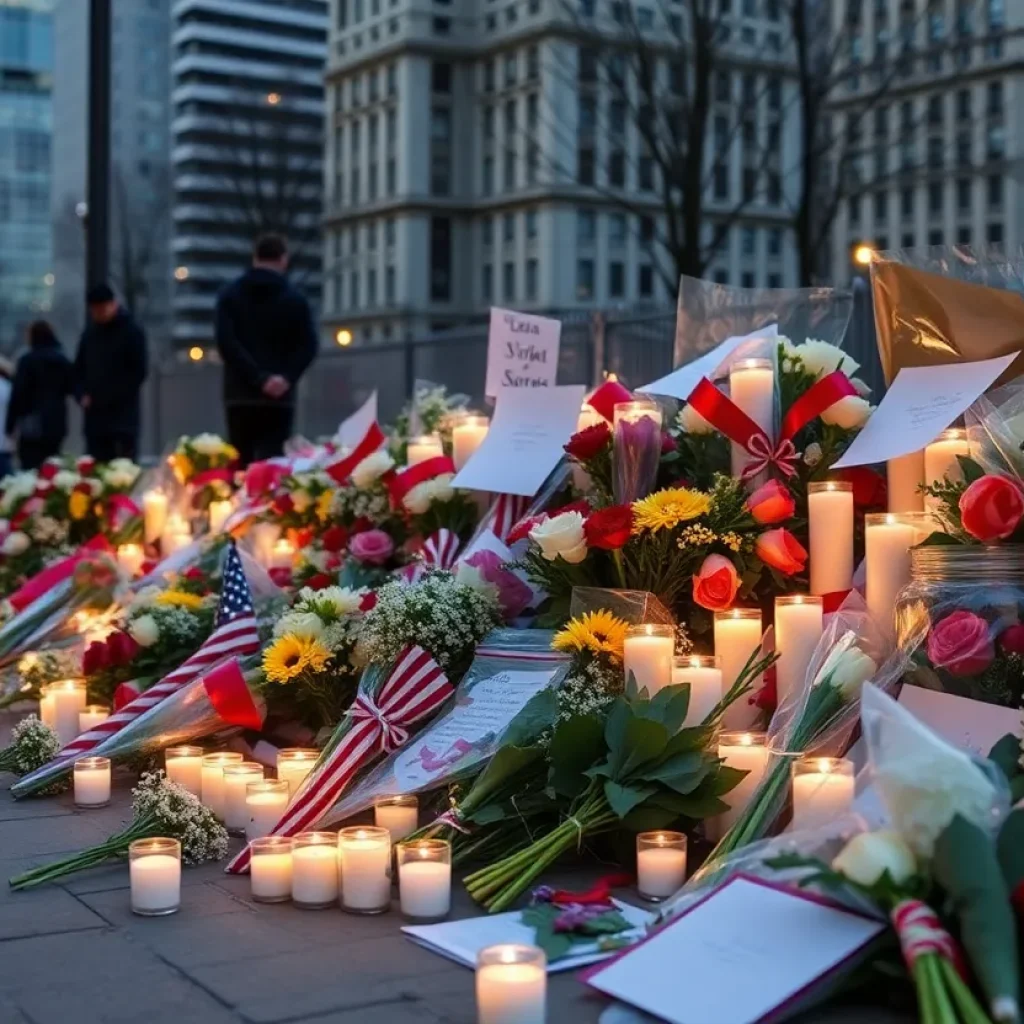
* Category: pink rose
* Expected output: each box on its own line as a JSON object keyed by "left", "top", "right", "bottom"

{"left": 926, "top": 610, "right": 994, "bottom": 677}
{"left": 692, "top": 554, "right": 740, "bottom": 611}
{"left": 349, "top": 529, "right": 394, "bottom": 566}
{"left": 755, "top": 528, "right": 808, "bottom": 576}
{"left": 465, "top": 550, "right": 532, "bottom": 620}
{"left": 746, "top": 480, "right": 796, "bottom": 525}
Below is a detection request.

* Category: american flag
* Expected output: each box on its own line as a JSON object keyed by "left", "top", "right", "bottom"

{"left": 56, "top": 543, "right": 262, "bottom": 760}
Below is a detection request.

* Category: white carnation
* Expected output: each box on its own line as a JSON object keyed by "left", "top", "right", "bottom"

{"left": 302, "top": 585, "right": 364, "bottom": 617}
{"left": 190, "top": 433, "right": 227, "bottom": 456}
{"left": 128, "top": 614, "right": 160, "bottom": 647}
{"left": 52, "top": 470, "right": 81, "bottom": 492}
{"left": 274, "top": 611, "right": 325, "bottom": 640}
{"left": 351, "top": 450, "right": 395, "bottom": 489}
{"left": 403, "top": 480, "right": 435, "bottom": 515}
{"left": 103, "top": 468, "right": 137, "bottom": 490}
{"left": 792, "top": 339, "right": 860, "bottom": 378}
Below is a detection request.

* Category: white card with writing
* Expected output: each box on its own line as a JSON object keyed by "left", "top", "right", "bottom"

{"left": 404, "top": 901, "right": 652, "bottom": 974}
{"left": 336, "top": 390, "right": 378, "bottom": 448}
{"left": 639, "top": 325, "right": 779, "bottom": 401}
{"left": 897, "top": 684, "right": 1020, "bottom": 757}
{"left": 586, "top": 876, "right": 885, "bottom": 1024}
{"left": 485, "top": 307, "right": 562, "bottom": 396}
{"left": 452, "top": 384, "right": 586, "bottom": 496}
{"left": 833, "top": 354, "right": 1016, "bottom": 468}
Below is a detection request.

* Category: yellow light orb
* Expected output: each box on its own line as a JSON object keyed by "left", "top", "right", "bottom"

{"left": 188, "top": 346, "right": 204, "bottom": 362}
{"left": 335, "top": 328, "right": 353, "bottom": 347}
{"left": 853, "top": 244, "right": 875, "bottom": 267}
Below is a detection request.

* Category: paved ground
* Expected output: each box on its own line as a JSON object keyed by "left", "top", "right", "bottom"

{"left": 0, "top": 713, "right": 908, "bottom": 1024}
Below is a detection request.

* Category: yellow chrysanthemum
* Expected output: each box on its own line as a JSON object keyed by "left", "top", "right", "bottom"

{"left": 223, "top": 443, "right": 240, "bottom": 463}
{"left": 631, "top": 488, "right": 710, "bottom": 533}
{"left": 315, "top": 489, "right": 334, "bottom": 523}
{"left": 168, "top": 452, "right": 193, "bottom": 483}
{"left": 263, "top": 635, "right": 332, "bottom": 683}
{"left": 553, "top": 610, "right": 629, "bottom": 664}
{"left": 153, "top": 590, "right": 205, "bottom": 611}
{"left": 69, "top": 490, "right": 91, "bottom": 521}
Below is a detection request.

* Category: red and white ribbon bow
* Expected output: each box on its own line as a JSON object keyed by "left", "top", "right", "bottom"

{"left": 891, "top": 899, "right": 963, "bottom": 972}
{"left": 225, "top": 645, "right": 452, "bottom": 874}
{"left": 740, "top": 434, "right": 799, "bottom": 481}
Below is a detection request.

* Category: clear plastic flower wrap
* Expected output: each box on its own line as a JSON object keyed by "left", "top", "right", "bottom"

{"left": 568, "top": 586, "right": 674, "bottom": 626}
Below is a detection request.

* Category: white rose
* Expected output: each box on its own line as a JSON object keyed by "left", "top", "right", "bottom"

{"left": 815, "top": 645, "right": 877, "bottom": 700}
{"left": 431, "top": 473, "right": 455, "bottom": 504}
{"left": 128, "top": 614, "right": 160, "bottom": 647}
{"left": 351, "top": 450, "right": 395, "bottom": 489}
{"left": 103, "top": 469, "right": 136, "bottom": 491}
{"left": 530, "top": 511, "right": 588, "bottom": 564}
{"left": 52, "top": 470, "right": 81, "bottom": 492}
{"left": 832, "top": 830, "right": 917, "bottom": 888}
{"left": 190, "top": 433, "right": 225, "bottom": 456}
{"left": 677, "top": 404, "right": 715, "bottom": 434}
{"left": 274, "top": 611, "right": 324, "bottom": 640}
{"left": 820, "top": 396, "right": 872, "bottom": 430}
{"left": 849, "top": 377, "right": 872, "bottom": 399}
{"left": 793, "top": 340, "right": 860, "bottom": 378}
{"left": 403, "top": 480, "right": 436, "bottom": 515}
{"left": 1, "top": 531, "right": 30, "bottom": 556}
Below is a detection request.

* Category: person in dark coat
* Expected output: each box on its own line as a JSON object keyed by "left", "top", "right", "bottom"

{"left": 74, "top": 284, "right": 148, "bottom": 461}
{"left": 6, "top": 321, "right": 74, "bottom": 470}
{"left": 215, "top": 234, "right": 319, "bottom": 466}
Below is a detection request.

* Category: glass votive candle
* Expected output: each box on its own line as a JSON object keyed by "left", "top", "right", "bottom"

{"left": 406, "top": 433, "right": 444, "bottom": 465}
{"left": 165, "top": 745, "right": 204, "bottom": 797}
{"left": 200, "top": 751, "right": 243, "bottom": 818}
{"left": 129, "top": 837, "right": 181, "bottom": 916}
{"left": 791, "top": 756, "right": 855, "bottom": 830}
{"left": 222, "top": 762, "right": 264, "bottom": 835}
{"left": 43, "top": 679, "right": 87, "bottom": 748}
{"left": 397, "top": 839, "right": 451, "bottom": 921}
{"left": 374, "top": 794, "right": 419, "bottom": 842}
{"left": 636, "top": 831, "right": 688, "bottom": 901}
{"left": 245, "top": 779, "right": 289, "bottom": 841}
{"left": 338, "top": 825, "right": 391, "bottom": 915}
{"left": 249, "top": 836, "right": 294, "bottom": 904}
{"left": 78, "top": 705, "right": 109, "bottom": 732}
{"left": 73, "top": 756, "right": 111, "bottom": 808}
{"left": 291, "top": 831, "right": 340, "bottom": 909}
{"left": 623, "top": 624, "right": 675, "bottom": 696}
{"left": 476, "top": 944, "right": 547, "bottom": 1024}
{"left": 276, "top": 748, "right": 318, "bottom": 798}
{"left": 671, "top": 655, "right": 723, "bottom": 728}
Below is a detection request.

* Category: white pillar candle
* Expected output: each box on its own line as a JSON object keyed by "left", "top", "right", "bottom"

{"left": 865, "top": 513, "right": 919, "bottom": 638}
{"left": 78, "top": 705, "right": 109, "bottom": 733}
{"left": 887, "top": 449, "right": 925, "bottom": 513}
{"left": 116, "top": 543, "right": 145, "bottom": 578}
{"left": 245, "top": 780, "right": 289, "bottom": 841}
{"left": 250, "top": 837, "right": 294, "bottom": 903}
{"left": 671, "top": 656, "right": 722, "bottom": 728}
{"left": 452, "top": 416, "right": 490, "bottom": 472}
{"left": 623, "top": 624, "right": 675, "bottom": 695}
{"left": 222, "top": 762, "right": 264, "bottom": 833}
{"left": 807, "top": 481, "right": 854, "bottom": 596}
{"left": 924, "top": 429, "right": 970, "bottom": 508}
{"left": 270, "top": 539, "right": 295, "bottom": 571}
{"left": 715, "top": 732, "right": 769, "bottom": 831}
{"left": 476, "top": 945, "right": 547, "bottom": 1024}
{"left": 165, "top": 745, "right": 204, "bottom": 797}
{"left": 728, "top": 357, "right": 775, "bottom": 479}
{"left": 397, "top": 840, "right": 452, "bottom": 920}
{"left": 636, "top": 831, "right": 688, "bottom": 901}
{"left": 129, "top": 838, "right": 181, "bottom": 916}
{"left": 39, "top": 691, "right": 55, "bottom": 729}
{"left": 47, "top": 680, "right": 87, "bottom": 748}
{"left": 291, "top": 833, "right": 340, "bottom": 908}
{"left": 791, "top": 756, "right": 855, "bottom": 829}
{"left": 407, "top": 434, "right": 444, "bottom": 466}
{"left": 208, "top": 499, "right": 233, "bottom": 534}
{"left": 338, "top": 826, "right": 391, "bottom": 914}
{"left": 142, "top": 490, "right": 169, "bottom": 545}
{"left": 713, "top": 609, "right": 763, "bottom": 730}
{"left": 200, "top": 751, "right": 244, "bottom": 818}
{"left": 161, "top": 515, "right": 192, "bottom": 557}
{"left": 73, "top": 756, "right": 111, "bottom": 807}
{"left": 374, "top": 796, "right": 419, "bottom": 842}
{"left": 251, "top": 522, "right": 281, "bottom": 567}
{"left": 276, "top": 748, "right": 318, "bottom": 798}
{"left": 773, "top": 596, "right": 824, "bottom": 708}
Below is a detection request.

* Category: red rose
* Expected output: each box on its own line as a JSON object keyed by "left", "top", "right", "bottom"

{"left": 76, "top": 456, "right": 96, "bottom": 475}
{"left": 269, "top": 566, "right": 294, "bottom": 588}
{"left": 106, "top": 630, "right": 141, "bottom": 667}
{"left": 304, "top": 572, "right": 335, "bottom": 591}
{"left": 73, "top": 481, "right": 93, "bottom": 495}
{"left": 564, "top": 422, "right": 612, "bottom": 462}
{"left": 692, "top": 554, "right": 741, "bottom": 611}
{"left": 360, "top": 590, "right": 378, "bottom": 612}
{"left": 183, "top": 567, "right": 204, "bottom": 581}
{"left": 746, "top": 480, "right": 796, "bottom": 525}
{"left": 959, "top": 474, "right": 1024, "bottom": 543}
{"left": 244, "top": 461, "right": 288, "bottom": 499}
{"left": 754, "top": 665, "right": 777, "bottom": 712}
{"left": 838, "top": 467, "right": 887, "bottom": 510}
{"left": 38, "top": 461, "right": 59, "bottom": 481}
{"left": 273, "top": 493, "right": 294, "bottom": 516}
{"left": 321, "top": 525, "right": 348, "bottom": 553}
{"left": 584, "top": 505, "right": 633, "bottom": 550}
{"left": 34, "top": 481, "right": 53, "bottom": 498}
{"left": 508, "top": 513, "right": 546, "bottom": 545}
{"left": 548, "top": 499, "right": 591, "bottom": 519}
{"left": 82, "top": 641, "right": 110, "bottom": 676}
{"left": 999, "top": 623, "right": 1024, "bottom": 656}
{"left": 926, "top": 609, "right": 994, "bottom": 676}
{"left": 755, "top": 528, "right": 808, "bottom": 576}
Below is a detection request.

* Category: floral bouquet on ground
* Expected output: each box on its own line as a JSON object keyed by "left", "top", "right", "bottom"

{"left": 261, "top": 468, "right": 337, "bottom": 540}
{"left": 169, "top": 433, "right": 238, "bottom": 512}
{"left": 0, "top": 716, "right": 68, "bottom": 791}
{"left": 10, "top": 772, "right": 228, "bottom": 890}
{"left": 0, "top": 646, "right": 82, "bottom": 711}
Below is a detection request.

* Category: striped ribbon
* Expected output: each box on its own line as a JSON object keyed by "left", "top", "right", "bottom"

{"left": 891, "top": 899, "right": 962, "bottom": 970}
{"left": 491, "top": 494, "right": 531, "bottom": 544}
{"left": 401, "top": 529, "right": 462, "bottom": 583}
{"left": 225, "top": 645, "right": 452, "bottom": 874}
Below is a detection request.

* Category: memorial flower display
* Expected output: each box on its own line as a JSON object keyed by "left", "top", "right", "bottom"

{"left": 169, "top": 433, "right": 238, "bottom": 510}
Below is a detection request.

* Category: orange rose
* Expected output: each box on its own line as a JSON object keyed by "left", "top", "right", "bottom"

{"left": 755, "top": 528, "right": 808, "bottom": 576}
{"left": 692, "top": 554, "right": 740, "bottom": 611}
{"left": 746, "top": 480, "right": 796, "bottom": 525}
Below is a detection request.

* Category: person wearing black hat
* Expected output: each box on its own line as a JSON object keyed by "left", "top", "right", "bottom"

{"left": 74, "top": 284, "right": 148, "bottom": 461}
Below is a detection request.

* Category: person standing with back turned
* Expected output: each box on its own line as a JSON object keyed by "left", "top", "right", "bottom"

{"left": 215, "top": 234, "right": 319, "bottom": 466}
{"left": 74, "top": 284, "right": 148, "bottom": 461}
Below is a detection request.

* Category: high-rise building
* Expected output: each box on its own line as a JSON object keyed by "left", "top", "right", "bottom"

{"left": 51, "top": 0, "right": 173, "bottom": 350}
{"left": 0, "top": 0, "right": 54, "bottom": 350}
{"left": 830, "top": 0, "right": 1019, "bottom": 277}
{"left": 170, "top": 0, "right": 327, "bottom": 354}
{"left": 321, "top": 0, "right": 801, "bottom": 345}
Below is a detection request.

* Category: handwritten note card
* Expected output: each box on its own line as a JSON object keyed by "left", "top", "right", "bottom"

{"left": 898, "top": 685, "right": 1021, "bottom": 758}
{"left": 485, "top": 307, "right": 562, "bottom": 397}
{"left": 833, "top": 354, "right": 1016, "bottom": 468}
{"left": 452, "top": 384, "right": 585, "bottom": 496}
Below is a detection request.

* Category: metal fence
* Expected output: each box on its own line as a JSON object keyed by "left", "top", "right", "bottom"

{"left": 140, "top": 295, "right": 882, "bottom": 455}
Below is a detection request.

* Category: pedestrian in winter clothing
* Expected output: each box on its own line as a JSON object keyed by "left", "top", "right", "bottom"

{"left": 6, "top": 321, "right": 74, "bottom": 470}
{"left": 0, "top": 356, "right": 14, "bottom": 478}
{"left": 215, "top": 234, "right": 319, "bottom": 466}
{"left": 74, "top": 284, "right": 148, "bottom": 461}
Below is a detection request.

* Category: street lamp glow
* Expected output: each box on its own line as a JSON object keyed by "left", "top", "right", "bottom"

{"left": 43, "top": 273, "right": 54, "bottom": 286}
{"left": 188, "top": 346, "right": 204, "bottom": 362}
{"left": 174, "top": 266, "right": 189, "bottom": 281}
{"left": 853, "top": 244, "right": 875, "bottom": 267}
{"left": 266, "top": 92, "right": 281, "bottom": 106}
{"left": 335, "top": 329, "right": 353, "bottom": 347}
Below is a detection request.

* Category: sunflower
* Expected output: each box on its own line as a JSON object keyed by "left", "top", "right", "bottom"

{"left": 553, "top": 610, "right": 629, "bottom": 664}
{"left": 263, "top": 635, "right": 332, "bottom": 683}
{"left": 153, "top": 589, "right": 204, "bottom": 611}
{"left": 631, "top": 487, "right": 711, "bottom": 533}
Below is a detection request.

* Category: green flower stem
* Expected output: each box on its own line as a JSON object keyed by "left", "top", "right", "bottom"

{"left": 941, "top": 959, "right": 996, "bottom": 1024}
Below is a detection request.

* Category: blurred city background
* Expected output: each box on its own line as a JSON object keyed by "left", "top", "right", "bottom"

{"left": 0, "top": 0, "right": 1017, "bottom": 449}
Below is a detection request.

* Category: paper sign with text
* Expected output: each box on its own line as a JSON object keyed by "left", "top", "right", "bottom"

{"left": 485, "top": 307, "right": 561, "bottom": 397}
{"left": 833, "top": 354, "right": 1016, "bottom": 468}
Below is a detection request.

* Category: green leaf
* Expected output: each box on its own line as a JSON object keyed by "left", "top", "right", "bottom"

{"left": 621, "top": 806, "right": 678, "bottom": 832}
{"left": 503, "top": 688, "right": 560, "bottom": 747}
{"left": 643, "top": 751, "right": 704, "bottom": 784}
{"left": 712, "top": 765, "right": 749, "bottom": 797}
{"left": 657, "top": 762, "right": 713, "bottom": 796}
{"left": 617, "top": 718, "right": 670, "bottom": 778}
{"left": 957, "top": 455, "right": 986, "bottom": 484}
{"left": 650, "top": 789, "right": 729, "bottom": 820}
{"left": 604, "top": 780, "right": 657, "bottom": 818}
{"left": 662, "top": 724, "right": 716, "bottom": 757}
{"left": 987, "top": 733, "right": 1022, "bottom": 782}
{"left": 603, "top": 697, "right": 631, "bottom": 762}
{"left": 548, "top": 714, "right": 605, "bottom": 799}
{"left": 644, "top": 684, "right": 692, "bottom": 734}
